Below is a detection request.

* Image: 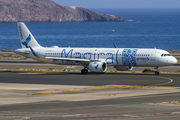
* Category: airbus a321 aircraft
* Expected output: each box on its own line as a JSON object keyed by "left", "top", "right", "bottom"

{"left": 15, "top": 22, "right": 177, "bottom": 75}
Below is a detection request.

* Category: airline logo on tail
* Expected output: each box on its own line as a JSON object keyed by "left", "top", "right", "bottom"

{"left": 22, "top": 34, "right": 31, "bottom": 48}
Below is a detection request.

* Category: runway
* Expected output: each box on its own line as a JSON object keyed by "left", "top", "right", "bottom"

{"left": 0, "top": 60, "right": 180, "bottom": 72}
{"left": 0, "top": 71, "right": 180, "bottom": 86}
{"left": 0, "top": 72, "right": 180, "bottom": 120}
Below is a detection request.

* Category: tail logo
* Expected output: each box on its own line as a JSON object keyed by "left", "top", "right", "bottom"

{"left": 22, "top": 34, "right": 31, "bottom": 48}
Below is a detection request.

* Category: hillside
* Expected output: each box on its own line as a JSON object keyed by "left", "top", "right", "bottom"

{"left": 0, "top": 0, "right": 128, "bottom": 23}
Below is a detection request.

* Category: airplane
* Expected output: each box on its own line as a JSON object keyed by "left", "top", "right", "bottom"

{"left": 15, "top": 22, "right": 177, "bottom": 75}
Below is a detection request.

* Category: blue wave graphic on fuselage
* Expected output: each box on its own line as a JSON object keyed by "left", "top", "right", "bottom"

{"left": 22, "top": 34, "right": 31, "bottom": 48}
{"left": 122, "top": 49, "right": 138, "bottom": 66}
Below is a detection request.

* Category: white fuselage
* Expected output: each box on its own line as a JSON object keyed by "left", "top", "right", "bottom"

{"left": 16, "top": 47, "right": 177, "bottom": 67}
{"left": 15, "top": 22, "right": 178, "bottom": 74}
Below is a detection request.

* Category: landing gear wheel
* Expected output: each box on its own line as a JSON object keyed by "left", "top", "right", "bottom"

{"left": 81, "top": 69, "right": 88, "bottom": 74}
{"left": 154, "top": 67, "right": 159, "bottom": 75}
{"left": 155, "top": 71, "right": 159, "bottom": 75}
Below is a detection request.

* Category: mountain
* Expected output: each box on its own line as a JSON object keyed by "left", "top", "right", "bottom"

{"left": 0, "top": 0, "right": 129, "bottom": 23}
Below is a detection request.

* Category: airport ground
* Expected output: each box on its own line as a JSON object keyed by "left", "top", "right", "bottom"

{"left": 0, "top": 52, "right": 180, "bottom": 120}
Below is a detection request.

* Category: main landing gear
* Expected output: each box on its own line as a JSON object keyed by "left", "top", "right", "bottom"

{"left": 154, "top": 67, "right": 159, "bottom": 75}
{"left": 81, "top": 69, "right": 88, "bottom": 74}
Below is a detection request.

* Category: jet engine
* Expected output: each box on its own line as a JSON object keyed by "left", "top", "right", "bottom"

{"left": 114, "top": 66, "right": 133, "bottom": 71}
{"left": 88, "top": 61, "right": 107, "bottom": 73}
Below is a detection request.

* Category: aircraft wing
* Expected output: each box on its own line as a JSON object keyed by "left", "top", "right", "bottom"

{"left": 45, "top": 57, "right": 100, "bottom": 62}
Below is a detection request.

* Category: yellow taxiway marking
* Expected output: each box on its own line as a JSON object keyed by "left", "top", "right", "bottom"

{"left": 27, "top": 85, "right": 180, "bottom": 96}
{"left": 18, "top": 72, "right": 61, "bottom": 75}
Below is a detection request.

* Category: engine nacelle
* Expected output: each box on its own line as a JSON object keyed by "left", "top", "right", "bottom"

{"left": 88, "top": 61, "right": 107, "bottom": 73}
{"left": 114, "top": 66, "right": 133, "bottom": 71}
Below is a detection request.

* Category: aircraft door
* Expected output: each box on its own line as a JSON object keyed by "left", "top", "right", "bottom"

{"left": 151, "top": 50, "right": 156, "bottom": 61}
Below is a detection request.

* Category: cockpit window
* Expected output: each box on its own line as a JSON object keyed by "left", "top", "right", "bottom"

{"left": 161, "top": 54, "right": 172, "bottom": 57}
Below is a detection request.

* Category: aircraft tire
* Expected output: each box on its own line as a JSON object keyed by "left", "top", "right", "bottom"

{"left": 81, "top": 69, "right": 88, "bottom": 74}
{"left": 155, "top": 71, "right": 159, "bottom": 75}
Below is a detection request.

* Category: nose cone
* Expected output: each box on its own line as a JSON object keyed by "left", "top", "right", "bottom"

{"left": 170, "top": 57, "right": 177, "bottom": 64}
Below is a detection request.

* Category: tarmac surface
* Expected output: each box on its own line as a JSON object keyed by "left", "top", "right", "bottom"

{"left": 0, "top": 60, "right": 180, "bottom": 72}
{"left": 0, "top": 71, "right": 180, "bottom": 120}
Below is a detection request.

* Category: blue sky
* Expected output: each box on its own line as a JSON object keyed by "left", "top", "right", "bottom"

{"left": 52, "top": 0, "right": 180, "bottom": 8}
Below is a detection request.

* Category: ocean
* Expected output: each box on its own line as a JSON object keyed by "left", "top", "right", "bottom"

{"left": 0, "top": 8, "right": 179, "bottom": 50}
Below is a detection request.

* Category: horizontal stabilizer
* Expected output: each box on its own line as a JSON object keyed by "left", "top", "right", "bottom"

{"left": 14, "top": 51, "right": 30, "bottom": 54}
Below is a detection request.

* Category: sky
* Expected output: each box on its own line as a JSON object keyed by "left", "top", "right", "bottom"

{"left": 52, "top": 0, "right": 180, "bottom": 9}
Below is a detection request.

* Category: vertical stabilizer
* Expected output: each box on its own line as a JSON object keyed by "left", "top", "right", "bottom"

{"left": 17, "top": 22, "right": 42, "bottom": 48}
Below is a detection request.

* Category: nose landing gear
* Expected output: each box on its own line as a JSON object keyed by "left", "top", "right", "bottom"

{"left": 154, "top": 67, "right": 159, "bottom": 75}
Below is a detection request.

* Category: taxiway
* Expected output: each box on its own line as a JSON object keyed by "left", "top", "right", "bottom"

{"left": 0, "top": 72, "right": 180, "bottom": 120}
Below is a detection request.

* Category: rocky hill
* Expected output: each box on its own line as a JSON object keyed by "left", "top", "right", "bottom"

{"left": 0, "top": 0, "right": 129, "bottom": 23}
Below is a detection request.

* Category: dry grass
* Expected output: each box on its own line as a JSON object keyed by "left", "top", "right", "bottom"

{"left": 148, "top": 101, "right": 180, "bottom": 106}
{"left": 0, "top": 53, "right": 33, "bottom": 60}
{"left": 0, "top": 49, "right": 15, "bottom": 52}
{"left": 0, "top": 68, "right": 179, "bottom": 74}
{"left": 167, "top": 50, "right": 180, "bottom": 54}
{"left": 142, "top": 69, "right": 156, "bottom": 73}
